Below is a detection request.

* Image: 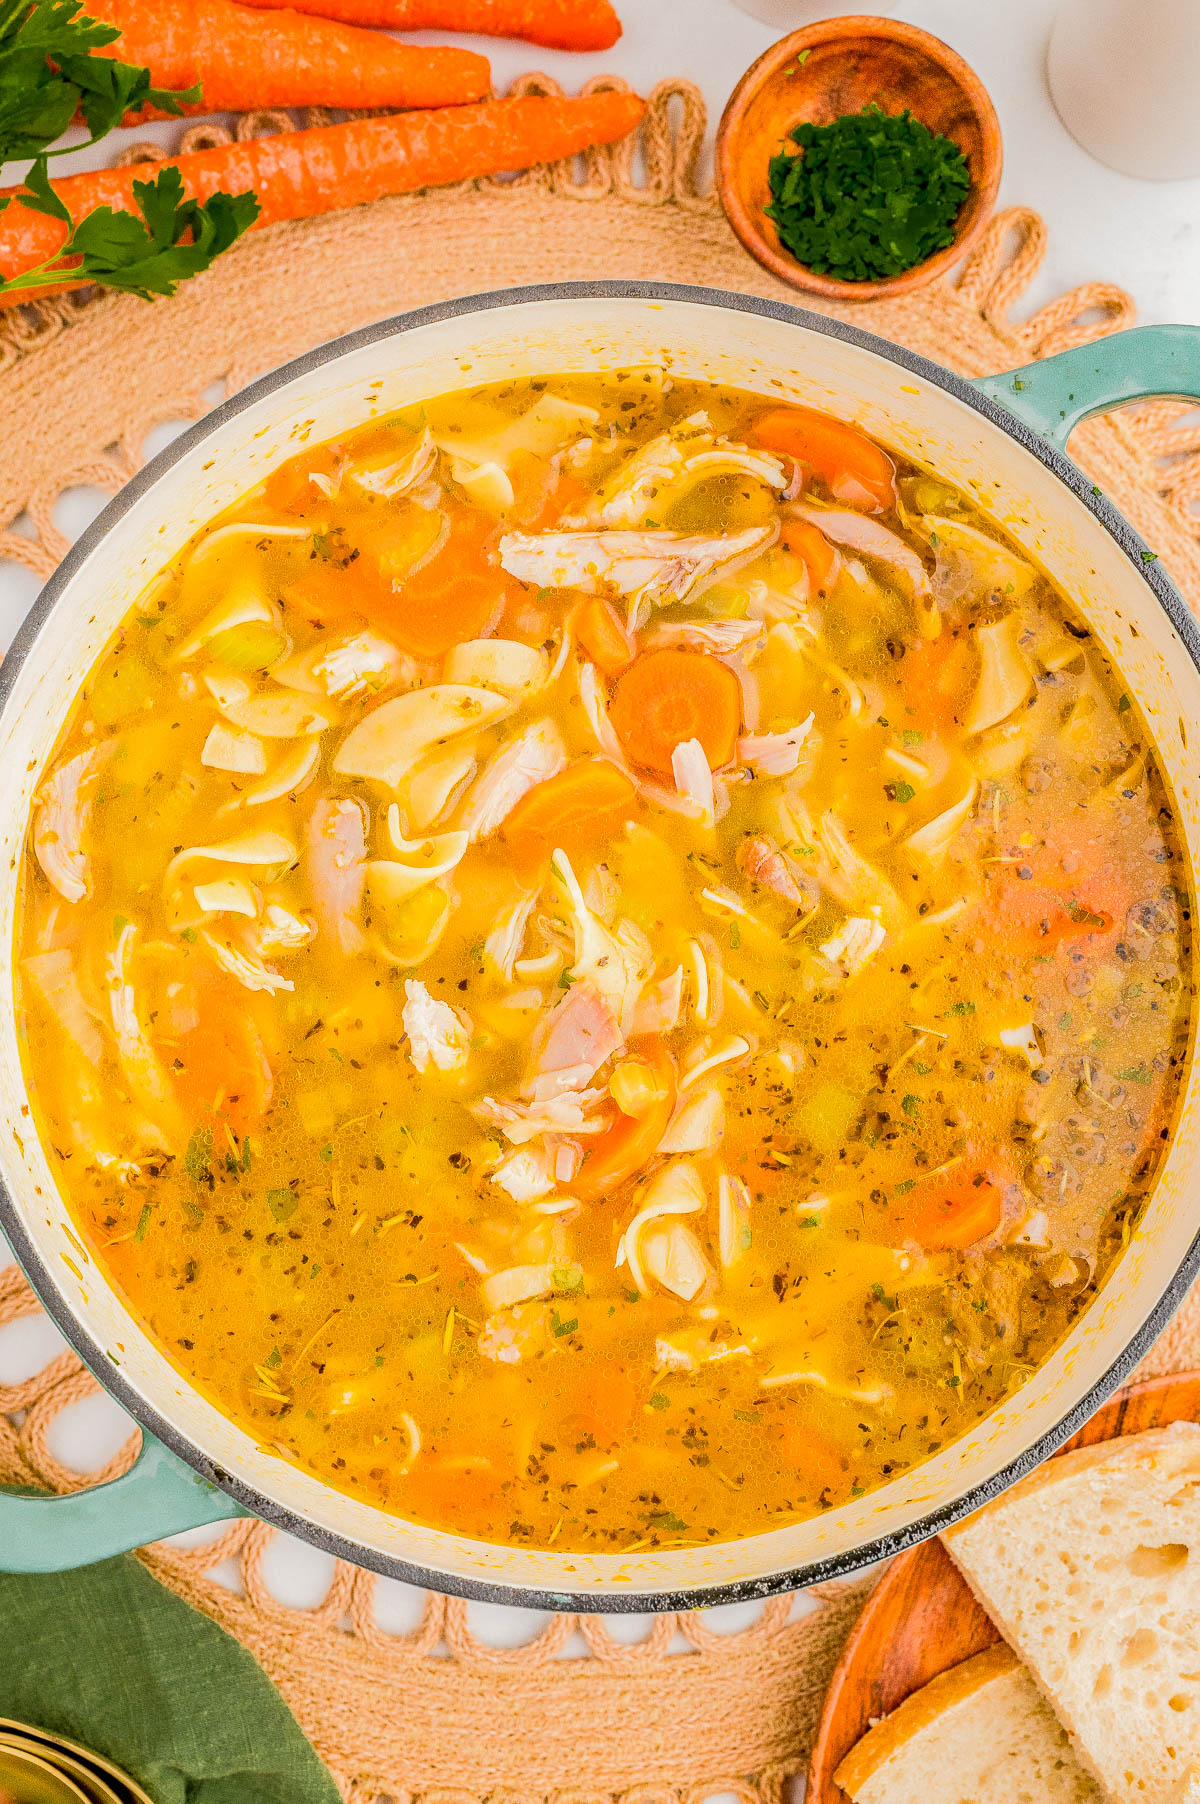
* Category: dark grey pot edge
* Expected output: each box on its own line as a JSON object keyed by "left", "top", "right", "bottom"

{"left": 3, "top": 278, "right": 1199, "bottom": 1611}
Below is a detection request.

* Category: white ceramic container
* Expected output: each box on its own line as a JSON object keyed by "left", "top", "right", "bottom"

{"left": 0, "top": 285, "right": 1198, "bottom": 1609}
{"left": 1048, "top": 0, "right": 1200, "bottom": 180}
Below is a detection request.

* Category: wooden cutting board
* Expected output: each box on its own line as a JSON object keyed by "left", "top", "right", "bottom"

{"left": 807, "top": 1368, "right": 1200, "bottom": 1801}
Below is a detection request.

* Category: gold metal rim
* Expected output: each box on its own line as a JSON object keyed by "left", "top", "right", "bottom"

{"left": 0, "top": 1722, "right": 153, "bottom": 1803}
{"left": 0, "top": 1739, "right": 96, "bottom": 1803}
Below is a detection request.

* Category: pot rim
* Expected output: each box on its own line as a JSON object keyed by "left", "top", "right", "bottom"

{"left": 4, "top": 278, "right": 1199, "bottom": 1612}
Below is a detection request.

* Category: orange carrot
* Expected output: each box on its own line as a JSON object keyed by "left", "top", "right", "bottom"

{"left": 974, "top": 816, "right": 1132, "bottom": 956}
{"left": 568, "top": 1365, "right": 639, "bottom": 1447}
{"left": 781, "top": 518, "right": 837, "bottom": 594}
{"left": 609, "top": 648, "right": 742, "bottom": 778}
{"left": 574, "top": 595, "right": 636, "bottom": 676}
{"left": 896, "top": 1169, "right": 1004, "bottom": 1250}
{"left": 0, "top": 91, "right": 647, "bottom": 294}
{"left": 753, "top": 405, "right": 897, "bottom": 513}
{"left": 503, "top": 758, "right": 638, "bottom": 854}
{"left": 88, "top": 0, "right": 490, "bottom": 114}
{"left": 574, "top": 1038, "right": 676, "bottom": 1202}
{"left": 234, "top": 0, "right": 622, "bottom": 50}
{"left": 898, "top": 631, "right": 976, "bottom": 731}
{"left": 775, "top": 1417, "right": 850, "bottom": 1502}
{"left": 372, "top": 511, "right": 514, "bottom": 656}
{"left": 170, "top": 981, "right": 273, "bottom": 1137}
{"left": 983, "top": 878, "right": 1116, "bottom": 954}
{"left": 265, "top": 444, "right": 344, "bottom": 515}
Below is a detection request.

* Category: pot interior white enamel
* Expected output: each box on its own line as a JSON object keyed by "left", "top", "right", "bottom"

{"left": 2, "top": 289, "right": 1198, "bottom": 1605}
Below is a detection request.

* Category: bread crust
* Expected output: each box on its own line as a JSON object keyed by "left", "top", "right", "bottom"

{"left": 942, "top": 1421, "right": 1200, "bottom": 1550}
{"left": 834, "top": 1643, "right": 1018, "bottom": 1793}
{"left": 942, "top": 1422, "right": 1200, "bottom": 1804}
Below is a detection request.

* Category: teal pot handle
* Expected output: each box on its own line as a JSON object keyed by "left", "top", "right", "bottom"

{"left": 0, "top": 1434, "right": 246, "bottom": 1572}
{"left": 974, "top": 324, "right": 1200, "bottom": 447}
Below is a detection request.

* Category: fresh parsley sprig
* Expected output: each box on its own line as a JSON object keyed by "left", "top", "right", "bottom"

{"left": 0, "top": 0, "right": 198, "bottom": 162}
{"left": 0, "top": 0, "right": 259, "bottom": 301}
{"left": 8, "top": 160, "right": 260, "bottom": 298}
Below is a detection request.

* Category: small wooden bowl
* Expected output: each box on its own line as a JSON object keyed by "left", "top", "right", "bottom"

{"left": 716, "top": 16, "right": 1003, "bottom": 302}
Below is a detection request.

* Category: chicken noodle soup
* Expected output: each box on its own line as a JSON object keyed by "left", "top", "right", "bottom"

{"left": 18, "top": 373, "right": 1193, "bottom": 1552}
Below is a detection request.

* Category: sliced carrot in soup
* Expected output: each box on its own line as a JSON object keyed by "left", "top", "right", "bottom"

{"left": 339, "top": 509, "right": 513, "bottom": 656}
{"left": 574, "top": 1037, "right": 676, "bottom": 1201}
{"left": 503, "top": 757, "right": 638, "bottom": 855}
{"left": 895, "top": 1168, "right": 1004, "bottom": 1250}
{"left": 609, "top": 649, "right": 742, "bottom": 777}
{"left": 574, "top": 595, "right": 636, "bottom": 675}
{"left": 753, "top": 405, "right": 897, "bottom": 512}
{"left": 781, "top": 518, "right": 838, "bottom": 593}
{"left": 170, "top": 979, "right": 273, "bottom": 1138}
{"left": 898, "top": 631, "right": 976, "bottom": 731}
{"left": 263, "top": 443, "right": 342, "bottom": 515}
{"left": 565, "top": 1364, "right": 639, "bottom": 1447}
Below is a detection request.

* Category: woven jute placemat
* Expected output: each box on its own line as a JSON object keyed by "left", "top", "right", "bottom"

{"left": 2, "top": 77, "right": 1200, "bottom": 1804}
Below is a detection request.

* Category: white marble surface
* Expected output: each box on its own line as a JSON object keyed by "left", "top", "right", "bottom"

{"left": 3, "top": 0, "right": 1200, "bottom": 1659}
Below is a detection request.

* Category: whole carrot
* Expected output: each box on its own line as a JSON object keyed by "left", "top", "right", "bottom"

{"left": 235, "top": 0, "right": 621, "bottom": 51}
{"left": 86, "top": 0, "right": 491, "bottom": 113}
{"left": 0, "top": 90, "right": 647, "bottom": 293}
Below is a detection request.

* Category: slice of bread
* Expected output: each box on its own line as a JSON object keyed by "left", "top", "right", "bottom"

{"left": 943, "top": 1421, "right": 1200, "bottom": 1804}
{"left": 833, "top": 1641, "right": 1100, "bottom": 1803}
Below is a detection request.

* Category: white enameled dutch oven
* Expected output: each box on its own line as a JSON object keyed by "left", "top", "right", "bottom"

{"left": 0, "top": 285, "right": 1198, "bottom": 1609}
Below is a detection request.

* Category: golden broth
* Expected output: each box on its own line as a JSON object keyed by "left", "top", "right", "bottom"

{"left": 17, "top": 372, "right": 1193, "bottom": 1553}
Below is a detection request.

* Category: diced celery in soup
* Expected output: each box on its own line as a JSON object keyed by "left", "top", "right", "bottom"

{"left": 17, "top": 372, "right": 1193, "bottom": 1552}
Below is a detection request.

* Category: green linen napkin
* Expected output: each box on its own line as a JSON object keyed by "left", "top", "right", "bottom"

{"left": 0, "top": 1552, "right": 341, "bottom": 1804}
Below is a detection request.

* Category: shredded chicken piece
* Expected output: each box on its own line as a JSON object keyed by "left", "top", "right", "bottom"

{"left": 788, "top": 502, "right": 931, "bottom": 604}
{"left": 736, "top": 835, "right": 804, "bottom": 905}
{"left": 550, "top": 849, "right": 651, "bottom": 1032}
{"left": 255, "top": 901, "right": 316, "bottom": 954}
{"left": 497, "top": 523, "right": 777, "bottom": 611}
{"left": 477, "top": 1302, "right": 549, "bottom": 1365}
{"left": 529, "top": 980, "right": 623, "bottom": 1095}
{"left": 671, "top": 737, "right": 716, "bottom": 824}
{"left": 473, "top": 1087, "right": 608, "bottom": 1145}
{"left": 202, "top": 930, "right": 293, "bottom": 995}
{"left": 490, "top": 1147, "right": 556, "bottom": 1202}
{"left": 106, "top": 924, "right": 185, "bottom": 1136}
{"left": 457, "top": 719, "right": 567, "bottom": 842}
{"left": 304, "top": 796, "right": 367, "bottom": 957}
{"left": 483, "top": 892, "right": 537, "bottom": 982}
{"left": 311, "top": 632, "right": 408, "bottom": 700}
{"left": 402, "top": 978, "right": 471, "bottom": 1075}
{"left": 820, "top": 916, "right": 886, "bottom": 977}
{"left": 632, "top": 965, "right": 685, "bottom": 1035}
{"left": 737, "top": 715, "right": 815, "bottom": 777}
{"left": 345, "top": 427, "right": 436, "bottom": 499}
{"left": 34, "top": 746, "right": 106, "bottom": 903}
{"left": 641, "top": 619, "right": 767, "bottom": 656}
{"left": 564, "top": 414, "right": 787, "bottom": 529}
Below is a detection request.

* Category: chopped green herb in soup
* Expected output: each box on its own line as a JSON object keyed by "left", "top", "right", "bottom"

{"left": 18, "top": 372, "right": 1193, "bottom": 1551}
